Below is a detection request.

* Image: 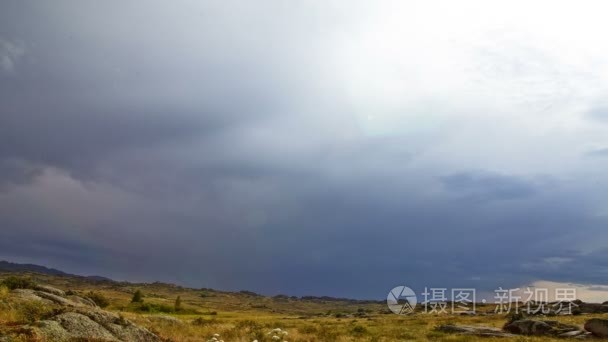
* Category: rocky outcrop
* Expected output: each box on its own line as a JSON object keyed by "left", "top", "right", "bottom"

{"left": 439, "top": 319, "right": 598, "bottom": 339}
{"left": 33, "top": 284, "right": 66, "bottom": 297}
{"left": 503, "top": 319, "right": 581, "bottom": 336}
{"left": 67, "top": 294, "right": 98, "bottom": 307}
{"left": 7, "top": 284, "right": 161, "bottom": 342}
{"left": 436, "top": 324, "right": 516, "bottom": 337}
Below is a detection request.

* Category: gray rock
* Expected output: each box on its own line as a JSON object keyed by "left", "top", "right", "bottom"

{"left": 51, "top": 312, "right": 119, "bottom": 341}
{"left": 34, "top": 284, "right": 65, "bottom": 297}
{"left": 30, "top": 309, "right": 161, "bottom": 342}
{"left": 31, "top": 320, "right": 72, "bottom": 341}
{"left": 67, "top": 295, "right": 98, "bottom": 307}
{"left": 74, "top": 308, "right": 161, "bottom": 342}
{"left": 34, "top": 291, "right": 76, "bottom": 306}
{"left": 11, "top": 289, "right": 53, "bottom": 304}
{"left": 584, "top": 318, "right": 608, "bottom": 337}
{"left": 7, "top": 288, "right": 161, "bottom": 342}
{"left": 558, "top": 330, "right": 586, "bottom": 337}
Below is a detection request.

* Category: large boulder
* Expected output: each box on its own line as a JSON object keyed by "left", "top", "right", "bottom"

{"left": 48, "top": 312, "right": 120, "bottom": 341}
{"left": 585, "top": 318, "right": 608, "bottom": 337}
{"left": 11, "top": 289, "right": 53, "bottom": 304}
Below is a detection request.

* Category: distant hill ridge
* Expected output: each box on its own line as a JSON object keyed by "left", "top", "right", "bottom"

{"left": 0, "top": 260, "right": 111, "bottom": 282}
{"left": 0, "top": 260, "right": 383, "bottom": 303}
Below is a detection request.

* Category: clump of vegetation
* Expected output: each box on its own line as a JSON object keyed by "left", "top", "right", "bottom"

{"left": 16, "top": 300, "right": 52, "bottom": 323}
{"left": 267, "top": 328, "right": 289, "bottom": 342}
{"left": 192, "top": 317, "right": 218, "bottom": 326}
{"left": 0, "top": 285, "right": 10, "bottom": 300}
{"left": 0, "top": 276, "right": 35, "bottom": 290}
{"left": 137, "top": 302, "right": 175, "bottom": 313}
{"left": 85, "top": 291, "right": 110, "bottom": 308}
{"left": 174, "top": 295, "right": 182, "bottom": 311}
{"left": 351, "top": 324, "right": 369, "bottom": 335}
{"left": 131, "top": 289, "right": 143, "bottom": 303}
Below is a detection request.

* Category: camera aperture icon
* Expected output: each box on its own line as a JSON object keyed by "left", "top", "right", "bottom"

{"left": 387, "top": 286, "right": 417, "bottom": 315}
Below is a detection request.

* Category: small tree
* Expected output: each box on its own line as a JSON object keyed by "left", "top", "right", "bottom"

{"left": 131, "top": 289, "right": 143, "bottom": 303}
{"left": 175, "top": 295, "right": 182, "bottom": 312}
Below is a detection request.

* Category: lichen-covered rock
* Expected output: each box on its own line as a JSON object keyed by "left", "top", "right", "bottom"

{"left": 7, "top": 287, "right": 161, "bottom": 342}
{"left": 29, "top": 309, "right": 160, "bottom": 342}
{"left": 34, "top": 291, "right": 76, "bottom": 306}
{"left": 34, "top": 284, "right": 65, "bottom": 297}
{"left": 11, "top": 289, "right": 53, "bottom": 304}
{"left": 31, "top": 320, "right": 72, "bottom": 340}
{"left": 67, "top": 295, "right": 98, "bottom": 307}
{"left": 49, "top": 312, "right": 119, "bottom": 341}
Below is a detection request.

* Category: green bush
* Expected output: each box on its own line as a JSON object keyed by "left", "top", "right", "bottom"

{"left": 1, "top": 276, "right": 35, "bottom": 290}
{"left": 17, "top": 300, "right": 52, "bottom": 323}
{"left": 85, "top": 291, "right": 110, "bottom": 308}
{"left": 351, "top": 325, "right": 368, "bottom": 335}
{"left": 174, "top": 295, "right": 182, "bottom": 311}
{"left": 131, "top": 289, "right": 143, "bottom": 303}
{"left": 137, "top": 302, "right": 174, "bottom": 313}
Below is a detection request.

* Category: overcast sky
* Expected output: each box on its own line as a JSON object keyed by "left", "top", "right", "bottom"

{"left": 2, "top": 0, "right": 608, "bottom": 299}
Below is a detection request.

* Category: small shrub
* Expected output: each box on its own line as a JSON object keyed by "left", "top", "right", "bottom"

{"left": 137, "top": 302, "right": 174, "bottom": 313}
{"left": 17, "top": 301, "right": 52, "bottom": 323}
{"left": 174, "top": 295, "right": 182, "bottom": 311}
{"left": 351, "top": 325, "right": 368, "bottom": 335}
{"left": 131, "top": 289, "right": 143, "bottom": 303}
{"left": 0, "top": 285, "right": 9, "bottom": 300}
{"left": 1, "top": 276, "right": 35, "bottom": 290}
{"left": 85, "top": 291, "right": 110, "bottom": 308}
{"left": 317, "top": 325, "right": 339, "bottom": 342}
{"left": 192, "top": 317, "right": 217, "bottom": 326}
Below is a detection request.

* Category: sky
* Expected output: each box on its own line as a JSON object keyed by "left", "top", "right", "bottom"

{"left": 2, "top": 0, "right": 608, "bottom": 299}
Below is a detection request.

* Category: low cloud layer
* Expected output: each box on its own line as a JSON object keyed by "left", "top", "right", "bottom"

{"left": 2, "top": 0, "right": 608, "bottom": 299}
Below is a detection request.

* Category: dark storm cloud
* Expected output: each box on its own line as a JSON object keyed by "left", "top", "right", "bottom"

{"left": 1, "top": 0, "right": 608, "bottom": 300}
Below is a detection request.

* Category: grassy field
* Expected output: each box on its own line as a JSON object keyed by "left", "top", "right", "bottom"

{"left": 0, "top": 272, "right": 605, "bottom": 341}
